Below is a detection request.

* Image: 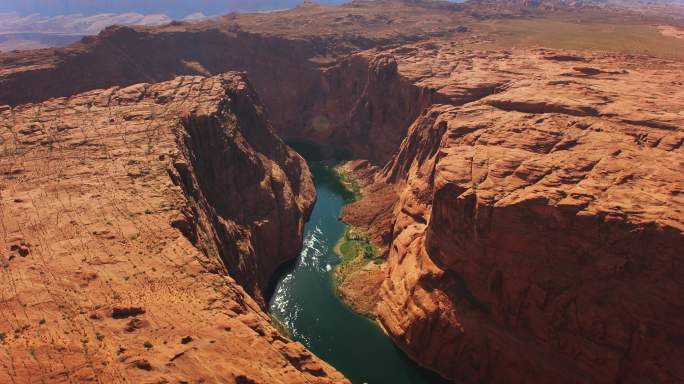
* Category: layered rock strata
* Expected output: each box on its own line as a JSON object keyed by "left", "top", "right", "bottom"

{"left": 0, "top": 2, "right": 683, "bottom": 383}
{"left": 0, "top": 73, "right": 346, "bottom": 383}
{"left": 0, "top": 1, "right": 468, "bottom": 136}
{"left": 346, "top": 45, "right": 684, "bottom": 383}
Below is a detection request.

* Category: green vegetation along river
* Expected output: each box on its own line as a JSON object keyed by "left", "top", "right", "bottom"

{"left": 268, "top": 160, "right": 448, "bottom": 384}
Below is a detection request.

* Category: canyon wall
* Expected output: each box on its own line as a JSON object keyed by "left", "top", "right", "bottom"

{"left": 292, "top": 52, "right": 440, "bottom": 164}
{"left": 0, "top": 28, "right": 423, "bottom": 164}
{"left": 0, "top": 26, "right": 323, "bottom": 132}
{"left": 358, "top": 46, "right": 684, "bottom": 383}
{"left": 0, "top": 73, "right": 345, "bottom": 383}
{"left": 0, "top": 1, "right": 469, "bottom": 164}
{"left": 0, "top": 29, "right": 444, "bottom": 165}
{"left": 170, "top": 76, "right": 315, "bottom": 303}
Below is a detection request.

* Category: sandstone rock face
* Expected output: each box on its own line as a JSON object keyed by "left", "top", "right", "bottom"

{"left": 0, "top": 1, "right": 466, "bottom": 138}
{"left": 170, "top": 75, "right": 315, "bottom": 304}
{"left": 1, "top": 2, "right": 683, "bottom": 383}
{"left": 0, "top": 27, "right": 442, "bottom": 166}
{"left": 293, "top": 53, "right": 439, "bottom": 164}
{"left": 2, "top": 1, "right": 679, "bottom": 167}
{"left": 362, "top": 46, "right": 684, "bottom": 383}
{"left": 0, "top": 74, "right": 345, "bottom": 383}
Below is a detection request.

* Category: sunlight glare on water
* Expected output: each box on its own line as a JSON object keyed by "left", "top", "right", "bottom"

{"left": 268, "top": 163, "right": 448, "bottom": 384}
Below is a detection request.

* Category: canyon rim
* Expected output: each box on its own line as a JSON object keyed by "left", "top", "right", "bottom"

{"left": 1, "top": 0, "right": 683, "bottom": 383}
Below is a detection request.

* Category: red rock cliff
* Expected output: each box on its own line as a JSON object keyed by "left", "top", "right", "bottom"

{"left": 292, "top": 52, "right": 440, "bottom": 163}
{"left": 0, "top": 1, "right": 470, "bottom": 163}
{"left": 0, "top": 73, "right": 346, "bottom": 383}
{"left": 169, "top": 76, "right": 315, "bottom": 303}
{"left": 351, "top": 46, "right": 684, "bottom": 383}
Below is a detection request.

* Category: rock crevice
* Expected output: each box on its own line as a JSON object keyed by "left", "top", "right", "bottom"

{"left": 0, "top": 73, "right": 343, "bottom": 384}
{"left": 169, "top": 77, "right": 315, "bottom": 304}
{"left": 345, "top": 46, "right": 684, "bottom": 384}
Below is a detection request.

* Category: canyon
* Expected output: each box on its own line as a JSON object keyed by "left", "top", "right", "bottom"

{"left": 1, "top": 0, "right": 683, "bottom": 383}
{"left": 348, "top": 45, "right": 684, "bottom": 383}
{"left": 0, "top": 73, "right": 343, "bottom": 383}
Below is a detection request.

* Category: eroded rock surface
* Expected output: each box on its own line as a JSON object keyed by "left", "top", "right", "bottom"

{"left": 0, "top": 1, "right": 468, "bottom": 133}
{"left": 1, "top": 1, "right": 681, "bottom": 165}
{"left": 345, "top": 45, "right": 684, "bottom": 383}
{"left": 0, "top": 74, "right": 345, "bottom": 383}
{"left": 1, "top": 2, "right": 683, "bottom": 383}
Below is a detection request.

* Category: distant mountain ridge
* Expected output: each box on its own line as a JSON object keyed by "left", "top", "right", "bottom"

{"left": 0, "top": 1, "right": 458, "bottom": 51}
{"left": 0, "top": 12, "right": 181, "bottom": 35}
{"left": 0, "top": 11, "right": 214, "bottom": 51}
{"left": 0, "top": 0, "right": 347, "bottom": 19}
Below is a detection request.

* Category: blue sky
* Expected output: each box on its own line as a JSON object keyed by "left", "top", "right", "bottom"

{"left": 0, "top": 0, "right": 350, "bottom": 19}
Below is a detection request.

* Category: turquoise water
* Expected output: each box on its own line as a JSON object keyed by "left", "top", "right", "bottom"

{"left": 268, "top": 163, "right": 448, "bottom": 384}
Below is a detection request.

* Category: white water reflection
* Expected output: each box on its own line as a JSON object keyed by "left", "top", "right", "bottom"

{"left": 270, "top": 222, "right": 331, "bottom": 348}
{"left": 267, "top": 165, "right": 448, "bottom": 384}
{"left": 271, "top": 273, "right": 312, "bottom": 346}
{"left": 298, "top": 225, "right": 329, "bottom": 272}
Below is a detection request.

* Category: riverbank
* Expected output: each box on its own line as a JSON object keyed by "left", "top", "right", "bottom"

{"left": 267, "top": 161, "right": 448, "bottom": 384}
{"left": 331, "top": 162, "right": 386, "bottom": 319}
{"left": 333, "top": 226, "right": 385, "bottom": 319}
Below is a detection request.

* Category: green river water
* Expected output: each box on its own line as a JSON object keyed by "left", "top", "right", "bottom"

{"left": 268, "top": 150, "right": 449, "bottom": 384}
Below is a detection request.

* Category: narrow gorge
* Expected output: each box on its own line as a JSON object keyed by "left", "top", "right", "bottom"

{"left": 1, "top": 1, "right": 683, "bottom": 383}
{"left": 0, "top": 73, "right": 346, "bottom": 383}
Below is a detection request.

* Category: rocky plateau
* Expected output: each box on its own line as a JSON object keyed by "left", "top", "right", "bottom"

{"left": 0, "top": 73, "right": 345, "bottom": 383}
{"left": 344, "top": 44, "right": 684, "bottom": 383}
{"left": 0, "top": 0, "right": 683, "bottom": 383}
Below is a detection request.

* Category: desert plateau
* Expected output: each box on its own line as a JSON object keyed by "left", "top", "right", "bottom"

{"left": 0, "top": 0, "right": 683, "bottom": 383}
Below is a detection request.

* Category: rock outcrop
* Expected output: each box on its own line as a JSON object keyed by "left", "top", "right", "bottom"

{"left": 0, "top": 1, "right": 467, "bottom": 133}
{"left": 1, "top": 1, "right": 684, "bottom": 383}
{"left": 1, "top": 1, "right": 681, "bottom": 165}
{"left": 347, "top": 45, "right": 684, "bottom": 383}
{"left": 0, "top": 73, "right": 345, "bottom": 383}
{"left": 291, "top": 53, "right": 439, "bottom": 164}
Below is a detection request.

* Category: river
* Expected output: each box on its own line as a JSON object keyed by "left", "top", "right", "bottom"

{"left": 268, "top": 158, "right": 448, "bottom": 384}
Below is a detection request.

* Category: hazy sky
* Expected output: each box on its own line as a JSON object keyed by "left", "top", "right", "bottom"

{"left": 0, "top": 0, "right": 349, "bottom": 18}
